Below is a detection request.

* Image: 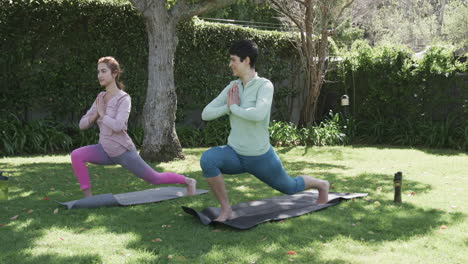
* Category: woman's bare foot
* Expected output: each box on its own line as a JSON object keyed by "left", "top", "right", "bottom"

{"left": 214, "top": 206, "right": 233, "bottom": 222}
{"left": 185, "top": 177, "right": 197, "bottom": 196}
{"left": 301, "top": 176, "right": 330, "bottom": 204}
{"left": 83, "top": 188, "right": 92, "bottom": 198}
{"left": 316, "top": 180, "right": 329, "bottom": 204}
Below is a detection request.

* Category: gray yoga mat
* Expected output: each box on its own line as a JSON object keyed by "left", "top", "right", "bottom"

{"left": 59, "top": 187, "right": 208, "bottom": 209}
{"left": 182, "top": 190, "right": 368, "bottom": 230}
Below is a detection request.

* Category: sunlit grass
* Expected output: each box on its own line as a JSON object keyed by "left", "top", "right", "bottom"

{"left": 0, "top": 146, "right": 467, "bottom": 264}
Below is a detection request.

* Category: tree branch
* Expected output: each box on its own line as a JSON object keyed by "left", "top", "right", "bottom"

{"left": 328, "top": 0, "right": 354, "bottom": 28}
{"left": 291, "top": 0, "right": 306, "bottom": 7}
{"left": 172, "top": 0, "right": 238, "bottom": 21}
{"left": 129, "top": 0, "right": 153, "bottom": 17}
{"left": 336, "top": 0, "right": 354, "bottom": 21}
{"left": 270, "top": 0, "right": 304, "bottom": 32}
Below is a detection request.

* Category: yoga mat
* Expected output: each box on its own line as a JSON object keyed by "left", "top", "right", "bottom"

{"left": 183, "top": 190, "right": 367, "bottom": 230}
{"left": 59, "top": 187, "right": 208, "bottom": 209}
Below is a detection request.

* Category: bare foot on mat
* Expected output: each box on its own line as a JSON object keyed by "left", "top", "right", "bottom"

{"left": 316, "top": 180, "right": 330, "bottom": 204}
{"left": 185, "top": 177, "right": 197, "bottom": 196}
{"left": 83, "top": 188, "right": 92, "bottom": 198}
{"left": 214, "top": 206, "right": 233, "bottom": 222}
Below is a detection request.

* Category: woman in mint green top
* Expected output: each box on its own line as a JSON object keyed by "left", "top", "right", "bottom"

{"left": 201, "top": 75, "right": 272, "bottom": 156}
{"left": 200, "top": 40, "right": 330, "bottom": 222}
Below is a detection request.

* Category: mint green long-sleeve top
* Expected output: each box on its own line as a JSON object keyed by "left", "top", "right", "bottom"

{"left": 201, "top": 74, "right": 273, "bottom": 156}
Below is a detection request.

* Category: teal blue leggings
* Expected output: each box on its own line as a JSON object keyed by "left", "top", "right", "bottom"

{"left": 200, "top": 145, "right": 305, "bottom": 195}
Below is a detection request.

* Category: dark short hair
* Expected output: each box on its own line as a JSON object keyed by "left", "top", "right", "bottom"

{"left": 229, "top": 40, "right": 258, "bottom": 68}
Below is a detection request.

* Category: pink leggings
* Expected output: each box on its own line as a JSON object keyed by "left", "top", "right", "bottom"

{"left": 71, "top": 144, "right": 186, "bottom": 190}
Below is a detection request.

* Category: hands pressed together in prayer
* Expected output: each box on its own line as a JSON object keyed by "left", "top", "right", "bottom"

{"left": 96, "top": 93, "right": 106, "bottom": 117}
{"left": 90, "top": 93, "right": 106, "bottom": 122}
{"left": 227, "top": 82, "right": 240, "bottom": 108}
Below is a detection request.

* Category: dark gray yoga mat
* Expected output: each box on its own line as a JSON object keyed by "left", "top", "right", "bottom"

{"left": 183, "top": 190, "right": 367, "bottom": 230}
{"left": 59, "top": 187, "right": 208, "bottom": 209}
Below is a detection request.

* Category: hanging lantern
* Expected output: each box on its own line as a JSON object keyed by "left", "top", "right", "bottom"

{"left": 341, "top": 94, "right": 350, "bottom": 106}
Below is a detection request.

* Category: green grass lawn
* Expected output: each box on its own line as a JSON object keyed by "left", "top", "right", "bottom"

{"left": 0, "top": 146, "right": 466, "bottom": 264}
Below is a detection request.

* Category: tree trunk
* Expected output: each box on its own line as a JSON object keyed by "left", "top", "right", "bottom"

{"left": 437, "top": 0, "right": 446, "bottom": 37}
{"left": 298, "top": 1, "right": 329, "bottom": 126}
{"left": 298, "top": 0, "right": 314, "bottom": 126}
{"left": 129, "top": 0, "right": 238, "bottom": 162}
{"left": 139, "top": 6, "right": 184, "bottom": 162}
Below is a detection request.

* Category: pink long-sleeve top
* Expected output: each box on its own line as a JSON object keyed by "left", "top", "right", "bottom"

{"left": 79, "top": 90, "right": 136, "bottom": 157}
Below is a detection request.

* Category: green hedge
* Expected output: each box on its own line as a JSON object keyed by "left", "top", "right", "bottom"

{"left": 326, "top": 41, "right": 467, "bottom": 150}
{"left": 0, "top": 112, "right": 348, "bottom": 156}
{"left": 0, "top": 0, "right": 302, "bottom": 124}
{"left": 0, "top": 0, "right": 148, "bottom": 124}
{"left": 1, "top": 0, "right": 466, "bottom": 155}
{"left": 175, "top": 18, "right": 302, "bottom": 121}
{"left": 339, "top": 42, "right": 467, "bottom": 122}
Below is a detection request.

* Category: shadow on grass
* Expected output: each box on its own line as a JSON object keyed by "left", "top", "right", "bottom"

{"left": 276, "top": 146, "right": 347, "bottom": 160}
{"left": 2, "top": 254, "right": 102, "bottom": 264}
{"left": 349, "top": 144, "right": 467, "bottom": 157}
{"left": 0, "top": 155, "right": 462, "bottom": 264}
{"left": 415, "top": 147, "right": 467, "bottom": 156}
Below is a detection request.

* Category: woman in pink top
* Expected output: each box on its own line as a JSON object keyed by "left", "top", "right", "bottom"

{"left": 70, "top": 56, "right": 196, "bottom": 198}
